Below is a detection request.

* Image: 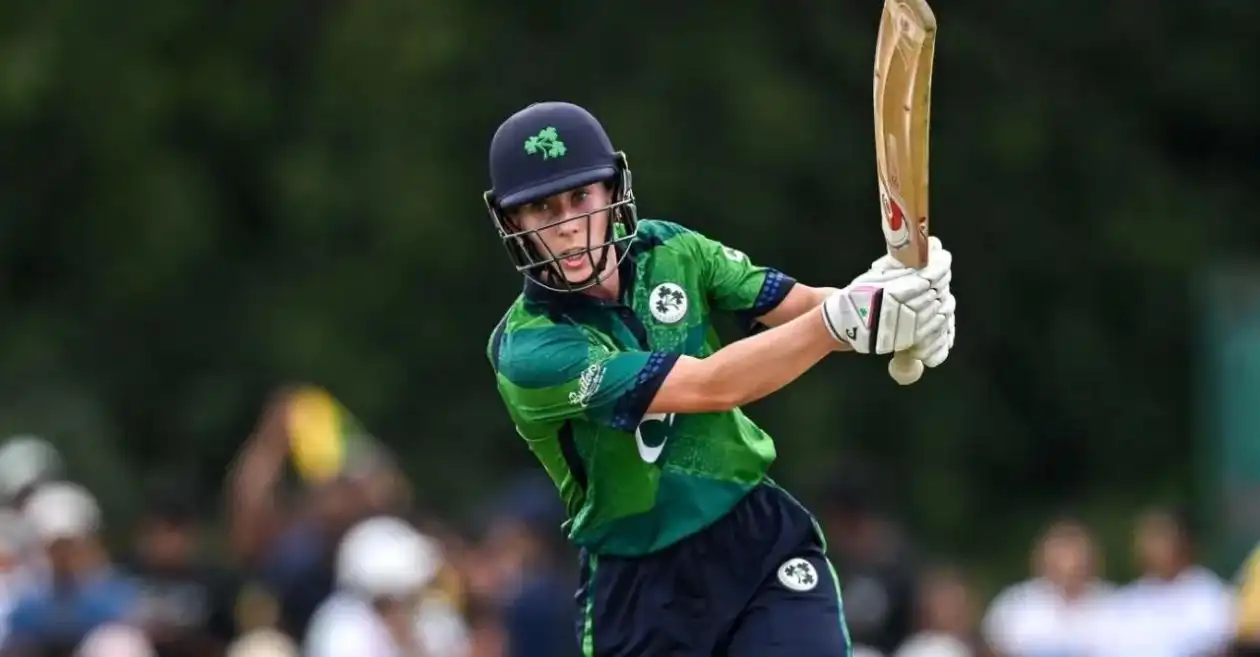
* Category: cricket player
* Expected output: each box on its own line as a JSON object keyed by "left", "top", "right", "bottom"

{"left": 484, "top": 101, "right": 955, "bottom": 657}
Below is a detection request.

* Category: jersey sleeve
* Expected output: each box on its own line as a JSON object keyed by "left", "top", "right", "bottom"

{"left": 492, "top": 323, "right": 679, "bottom": 433}
{"left": 689, "top": 227, "right": 797, "bottom": 332}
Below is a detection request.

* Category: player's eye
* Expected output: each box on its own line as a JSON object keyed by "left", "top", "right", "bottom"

{"left": 572, "top": 189, "right": 589, "bottom": 204}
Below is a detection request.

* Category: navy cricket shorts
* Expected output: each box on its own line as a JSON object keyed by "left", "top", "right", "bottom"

{"left": 573, "top": 481, "right": 852, "bottom": 657}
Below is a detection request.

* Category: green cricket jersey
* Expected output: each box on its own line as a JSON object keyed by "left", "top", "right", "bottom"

{"left": 487, "top": 219, "right": 797, "bottom": 556}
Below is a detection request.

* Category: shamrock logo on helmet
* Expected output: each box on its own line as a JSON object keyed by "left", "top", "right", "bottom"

{"left": 523, "top": 127, "right": 567, "bottom": 160}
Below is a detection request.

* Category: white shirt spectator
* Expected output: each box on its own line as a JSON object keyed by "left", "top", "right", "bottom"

{"left": 894, "top": 633, "right": 973, "bottom": 657}
{"left": 305, "top": 592, "right": 468, "bottom": 657}
{"left": 982, "top": 577, "right": 1113, "bottom": 657}
{"left": 225, "top": 628, "right": 299, "bottom": 657}
{"left": 75, "top": 623, "right": 156, "bottom": 657}
{"left": 305, "top": 516, "right": 470, "bottom": 657}
{"left": 305, "top": 594, "right": 397, "bottom": 657}
{"left": 1092, "top": 566, "right": 1235, "bottom": 657}
{"left": 853, "top": 645, "right": 888, "bottom": 657}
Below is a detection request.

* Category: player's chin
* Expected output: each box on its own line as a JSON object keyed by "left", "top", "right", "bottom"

{"left": 560, "top": 262, "right": 594, "bottom": 283}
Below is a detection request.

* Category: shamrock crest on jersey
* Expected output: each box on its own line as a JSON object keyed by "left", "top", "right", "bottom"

{"left": 649, "top": 283, "right": 688, "bottom": 324}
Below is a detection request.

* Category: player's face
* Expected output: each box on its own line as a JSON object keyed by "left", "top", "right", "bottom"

{"left": 509, "top": 183, "right": 613, "bottom": 284}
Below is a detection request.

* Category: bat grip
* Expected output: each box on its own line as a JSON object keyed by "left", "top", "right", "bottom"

{"left": 888, "top": 351, "right": 924, "bottom": 385}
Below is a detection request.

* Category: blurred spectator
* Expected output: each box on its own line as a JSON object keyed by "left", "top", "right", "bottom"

{"left": 405, "top": 516, "right": 504, "bottom": 657}
{"left": 230, "top": 581, "right": 285, "bottom": 639}
{"left": 304, "top": 515, "right": 470, "bottom": 657}
{"left": 1101, "top": 507, "right": 1235, "bottom": 657}
{"left": 124, "top": 479, "right": 244, "bottom": 657}
{"left": 895, "top": 566, "right": 982, "bottom": 657}
{"left": 223, "top": 629, "right": 298, "bottom": 657}
{"left": 0, "top": 509, "right": 44, "bottom": 646}
{"left": 818, "top": 463, "right": 920, "bottom": 656}
{"left": 227, "top": 391, "right": 407, "bottom": 641}
{"left": 74, "top": 623, "right": 155, "bottom": 657}
{"left": 228, "top": 394, "right": 336, "bottom": 641}
{"left": 0, "top": 438, "right": 63, "bottom": 512}
{"left": 3, "top": 482, "right": 139, "bottom": 655}
{"left": 981, "top": 518, "right": 1113, "bottom": 657}
{"left": 476, "top": 473, "right": 578, "bottom": 657}
{"left": 463, "top": 599, "right": 506, "bottom": 657}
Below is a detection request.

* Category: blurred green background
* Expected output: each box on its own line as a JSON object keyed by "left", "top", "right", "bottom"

{"left": 1, "top": 0, "right": 1257, "bottom": 595}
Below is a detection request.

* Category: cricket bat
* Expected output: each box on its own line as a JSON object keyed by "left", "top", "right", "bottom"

{"left": 873, "top": 0, "right": 937, "bottom": 385}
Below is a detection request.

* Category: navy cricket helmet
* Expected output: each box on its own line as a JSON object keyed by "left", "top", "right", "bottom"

{"left": 483, "top": 102, "right": 639, "bottom": 293}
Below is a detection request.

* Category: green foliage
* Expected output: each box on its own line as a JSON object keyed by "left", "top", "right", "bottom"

{"left": 0, "top": 0, "right": 1256, "bottom": 582}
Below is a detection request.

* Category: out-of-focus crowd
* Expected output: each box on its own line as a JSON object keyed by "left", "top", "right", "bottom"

{"left": 0, "top": 391, "right": 595, "bottom": 657}
{"left": 0, "top": 409, "right": 1258, "bottom": 657}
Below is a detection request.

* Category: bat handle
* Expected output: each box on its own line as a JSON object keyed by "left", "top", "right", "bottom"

{"left": 888, "top": 351, "right": 924, "bottom": 385}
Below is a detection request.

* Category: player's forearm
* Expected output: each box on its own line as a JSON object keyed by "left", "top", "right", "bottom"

{"left": 757, "top": 284, "right": 839, "bottom": 327}
{"left": 652, "top": 310, "right": 843, "bottom": 414}
{"left": 705, "top": 311, "right": 846, "bottom": 406}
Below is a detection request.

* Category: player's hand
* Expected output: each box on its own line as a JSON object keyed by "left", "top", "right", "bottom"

{"left": 820, "top": 274, "right": 943, "bottom": 355}
{"left": 852, "top": 236, "right": 951, "bottom": 287}
{"left": 906, "top": 286, "right": 954, "bottom": 367}
{"left": 852, "top": 237, "right": 954, "bottom": 366}
{"left": 905, "top": 238, "right": 954, "bottom": 367}
{"left": 823, "top": 237, "right": 954, "bottom": 360}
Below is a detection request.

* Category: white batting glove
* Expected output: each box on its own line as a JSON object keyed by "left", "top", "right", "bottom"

{"left": 908, "top": 288, "right": 954, "bottom": 367}
{"left": 820, "top": 274, "right": 945, "bottom": 354}
{"left": 826, "top": 237, "right": 955, "bottom": 365}
{"left": 852, "top": 236, "right": 951, "bottom": 287}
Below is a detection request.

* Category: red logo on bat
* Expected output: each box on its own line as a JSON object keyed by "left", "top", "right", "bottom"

{"left": 887, "top": 198, "right": 905, "bottom": 232}
{"left": 879, "top": 185, "right": 911, "bottom": 249}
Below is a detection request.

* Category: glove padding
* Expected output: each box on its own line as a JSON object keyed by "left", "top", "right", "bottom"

{"left": 823, "top": 237, "right": 955, "bottom": 365}
{"left": 907, "top": 291, "right": 954, "bottom": 367}
{"left": 821, "top": 273, "right": 946, "bottom": 355}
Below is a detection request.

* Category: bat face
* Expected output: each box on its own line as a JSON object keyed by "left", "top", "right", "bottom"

{"left": 874, "top": 0, "right": 937, "bottom": 269}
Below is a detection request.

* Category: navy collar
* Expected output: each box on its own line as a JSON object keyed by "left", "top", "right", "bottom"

{"left": 523, "top": 243, "right": 638, "bottom": 312}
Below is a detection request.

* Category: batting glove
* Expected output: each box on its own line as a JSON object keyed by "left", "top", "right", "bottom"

{"left": 908, "top": 289, "right": 954, "bottom": 367}
{"left": 845, "top": 237, "right": 955, "bottom": 367}
{"left": 821, "top": 277, "right": 947, "bottom": 355}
